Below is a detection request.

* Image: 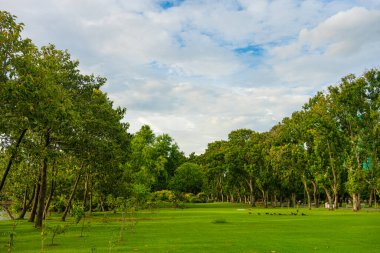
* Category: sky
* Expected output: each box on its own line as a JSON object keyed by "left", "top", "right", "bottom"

{"left": 2, "top": 0, "right": 380, "bottom": 155}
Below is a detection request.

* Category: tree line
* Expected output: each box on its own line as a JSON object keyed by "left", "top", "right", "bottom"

{"left": 194, "top": 69, "right": 380, "bottom": 212}
{"left": 1, "top": 11, "right": 379, "bottom": 230}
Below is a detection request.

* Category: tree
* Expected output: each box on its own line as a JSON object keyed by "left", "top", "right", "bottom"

{"left": 170, "top": 162, "right": 204, "bottom": 194}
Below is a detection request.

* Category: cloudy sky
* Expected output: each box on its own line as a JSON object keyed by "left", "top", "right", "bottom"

{"left": 3, "top": 0, "right": 380, "bottom": 154}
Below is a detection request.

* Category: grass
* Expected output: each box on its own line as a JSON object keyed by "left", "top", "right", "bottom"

{"left": 1, "top": 203, "right": 380, "bottom": 252}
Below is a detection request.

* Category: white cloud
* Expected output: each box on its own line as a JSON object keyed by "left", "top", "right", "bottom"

{"left": 269, "top": 7, "right": 380, "bottom": 88}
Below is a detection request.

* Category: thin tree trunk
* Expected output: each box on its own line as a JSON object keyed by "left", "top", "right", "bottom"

{"left": 61, "top": 174, "right": 81, "bottom": 221}
{"left": 246, "top": 178, "right": 256, "bottom": 207}
{"left": 301, "top": 175, "right": 311, "bottom": 209}
{"left": 43, "top": 176, "right": 55, "bottom": 219}
{"left": 0, "top": 129, "right": 27, "bottom": 193}
{"left": 374, "top": 190, "right": 378, "bottom": 209}
{"left": 292, "top": 193, "right": 296, "bottom": 208}
{"left": 83, "top": 173, "right": 89, "bottom": 210}
{"left": 89, "top": 190, "right": 93, "bottom": 213}
{"left": 323, "top": 185, "right": 333, "bottom": 210}
{"left": 89, "top": 177, "right": 94, "bottom": 214}
{"left": 28, "top": 179, "right": 40, "bottom": 222}
{"left": 271, "top": 194, "right": 277, "bottom": 207}
{"left": 18, "top": 184, "right": 35, "bottom": 219}
{"left": 2, "top": 205, "right": 14, "bottom": 220}
{"left": 237, "top": 191, "right": 242, "bottom": 203}
{"left": 312, "top": 180, "right": 319, "bottom": 208}
{"left": 21, "top": 186, "right": 29, "bottom": 214}
{"left": 333, "top": 191, "right": 338, "bottom": 210}
{"left": 230, "top": 192, "right": 234, "bottom": 203}
{"left": 99, "top": 195, "right": 105, "bottom": 212}
{"left": 35, "top": 130, "right": 51, "bottom": 229}
{"left": 369, "top": 189, "right": 373, "bottom": 208}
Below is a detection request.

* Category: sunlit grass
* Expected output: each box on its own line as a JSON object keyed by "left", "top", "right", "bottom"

{"left": 1, "top": 203, "right": 379, "bottom": 252}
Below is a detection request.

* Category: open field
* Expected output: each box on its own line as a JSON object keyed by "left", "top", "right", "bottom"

{"left": 1, "top": 203, "right": 380, "bottom": 253}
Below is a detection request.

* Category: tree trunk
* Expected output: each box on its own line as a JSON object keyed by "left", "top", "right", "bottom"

{"left": 333, "top": 192, "right": 338, "bottom": 210}
{"left": 35, "top": 156, "right": 48, "bottom": 228}
{"left": 89, "top": 190, "right": 93, "bottom": 213}
{"left": 2, "top": 205, "right": 14, "bottom": 220}
{"left": 99, "top": 195, "right": 105, "bottom": 212}
{"left": 61, "top": 174, "right": 81, "bottom": 221}
{"left": 352, "top": 192, "right": 359, "bottom": 212}
{"left": 323, "top": 185, "right": 333, "bottom": 210}
{"left": 333, "top": 186, "right": 338, "bottom": 210}
{"left": 312, "top": 180, "right": 318, "bottom": 208}
{"left": 43, "top": 176, "right": 55, "bottom": 219}
{"left": 369, "top": 189, "right": 373, "bottom": 208}
{"left": 89, "top": 177, "right": 94, "bottom": 213}
{"left": 292, "top": 193, "right": 296, "bottom": 208}
{"left": 306, "top": 189, "right": 311, "bottom": 210}
{"left": 21, "top": 186, "right": 29, "bottom": 214}
{"left": 35, "top": 130, "right": 51, "bottom": 229}
{"left": 28, "top": 177, "right": 41, "bottom": 222}
{"left": 246, "top": 178, "right": 256, "bottom": 207}
{"left": 237, "top": 191, "right": 242, "bottom": 203}
{"left": 271, "top": 194, "right": 277, "bottom": 207}
{"left": 301, "top": 175, "right": 311, "bottom": 209}
{"left": 18, "top": 184, "right": 35, "bottom": 219}
{"left": 83, "top": 173, "right": 89, "bottom": 210}
{"left": 0, "top": 129, "right": 27, "bottom": 193}
{"left": 374, "top": 190, "right": 378, "bottom": 209}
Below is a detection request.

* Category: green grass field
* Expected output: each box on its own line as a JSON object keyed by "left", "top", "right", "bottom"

{"left": 1, "top": 203, "right": 380, "bottom": 252}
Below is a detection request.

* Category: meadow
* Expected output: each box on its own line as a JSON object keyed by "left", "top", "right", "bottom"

{"left": 1, "top": 203, "right": 380, "bottom": 253}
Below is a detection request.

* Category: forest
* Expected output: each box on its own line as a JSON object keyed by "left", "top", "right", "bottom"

{"left": 1, "top": 10, "right": 380, "bottom": 232}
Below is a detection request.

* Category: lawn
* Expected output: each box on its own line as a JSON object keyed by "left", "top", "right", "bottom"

{"left": 1, "top": 203, "right": 380, "bottom": 252}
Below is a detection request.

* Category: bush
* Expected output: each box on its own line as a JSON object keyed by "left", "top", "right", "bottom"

{"left": 183, "top": 193, "right": 194, "bottom": 203}
{"left": 196, "top": 192, "right": 208, "bottom": 202}
{"left": 51, "top": 195, "right": 66, "bottom": 212}
{"left": 151, "top": 190, "right": 176, "bottom": 202}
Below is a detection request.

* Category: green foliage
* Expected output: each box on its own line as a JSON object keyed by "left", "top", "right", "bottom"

{"left": 150, "top": 190, "right": 176, "bottom": 202}
{"left": 170, "top": 162, "right": 204, "bottom": 194}
{"left": 70, "top": 204, "right": 84, "bottom": 225}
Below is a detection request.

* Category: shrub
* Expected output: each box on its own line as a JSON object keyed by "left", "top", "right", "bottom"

{"left": 151, "top": 190, "right": 176, "bottom": 202}
{"left": 70, "top": 204, "right": 84, "bottom": 224}
{"left": 183, "top": 193, "right": 194, "bottom": 203}
{"left": 46, "top": 224, "right": 68, "bottom": 245}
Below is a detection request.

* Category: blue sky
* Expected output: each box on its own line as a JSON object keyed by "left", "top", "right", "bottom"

{"left": 2, "top": 0, "right": 380, "bottom": 154}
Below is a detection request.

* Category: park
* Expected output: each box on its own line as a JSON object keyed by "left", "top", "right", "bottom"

{"left": 1, "top": 3, "right": 380, "bottom": 253}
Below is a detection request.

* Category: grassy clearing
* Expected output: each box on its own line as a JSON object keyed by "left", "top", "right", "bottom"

{"left": 1, "top": 203, "right": 380, "bottom": 252}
